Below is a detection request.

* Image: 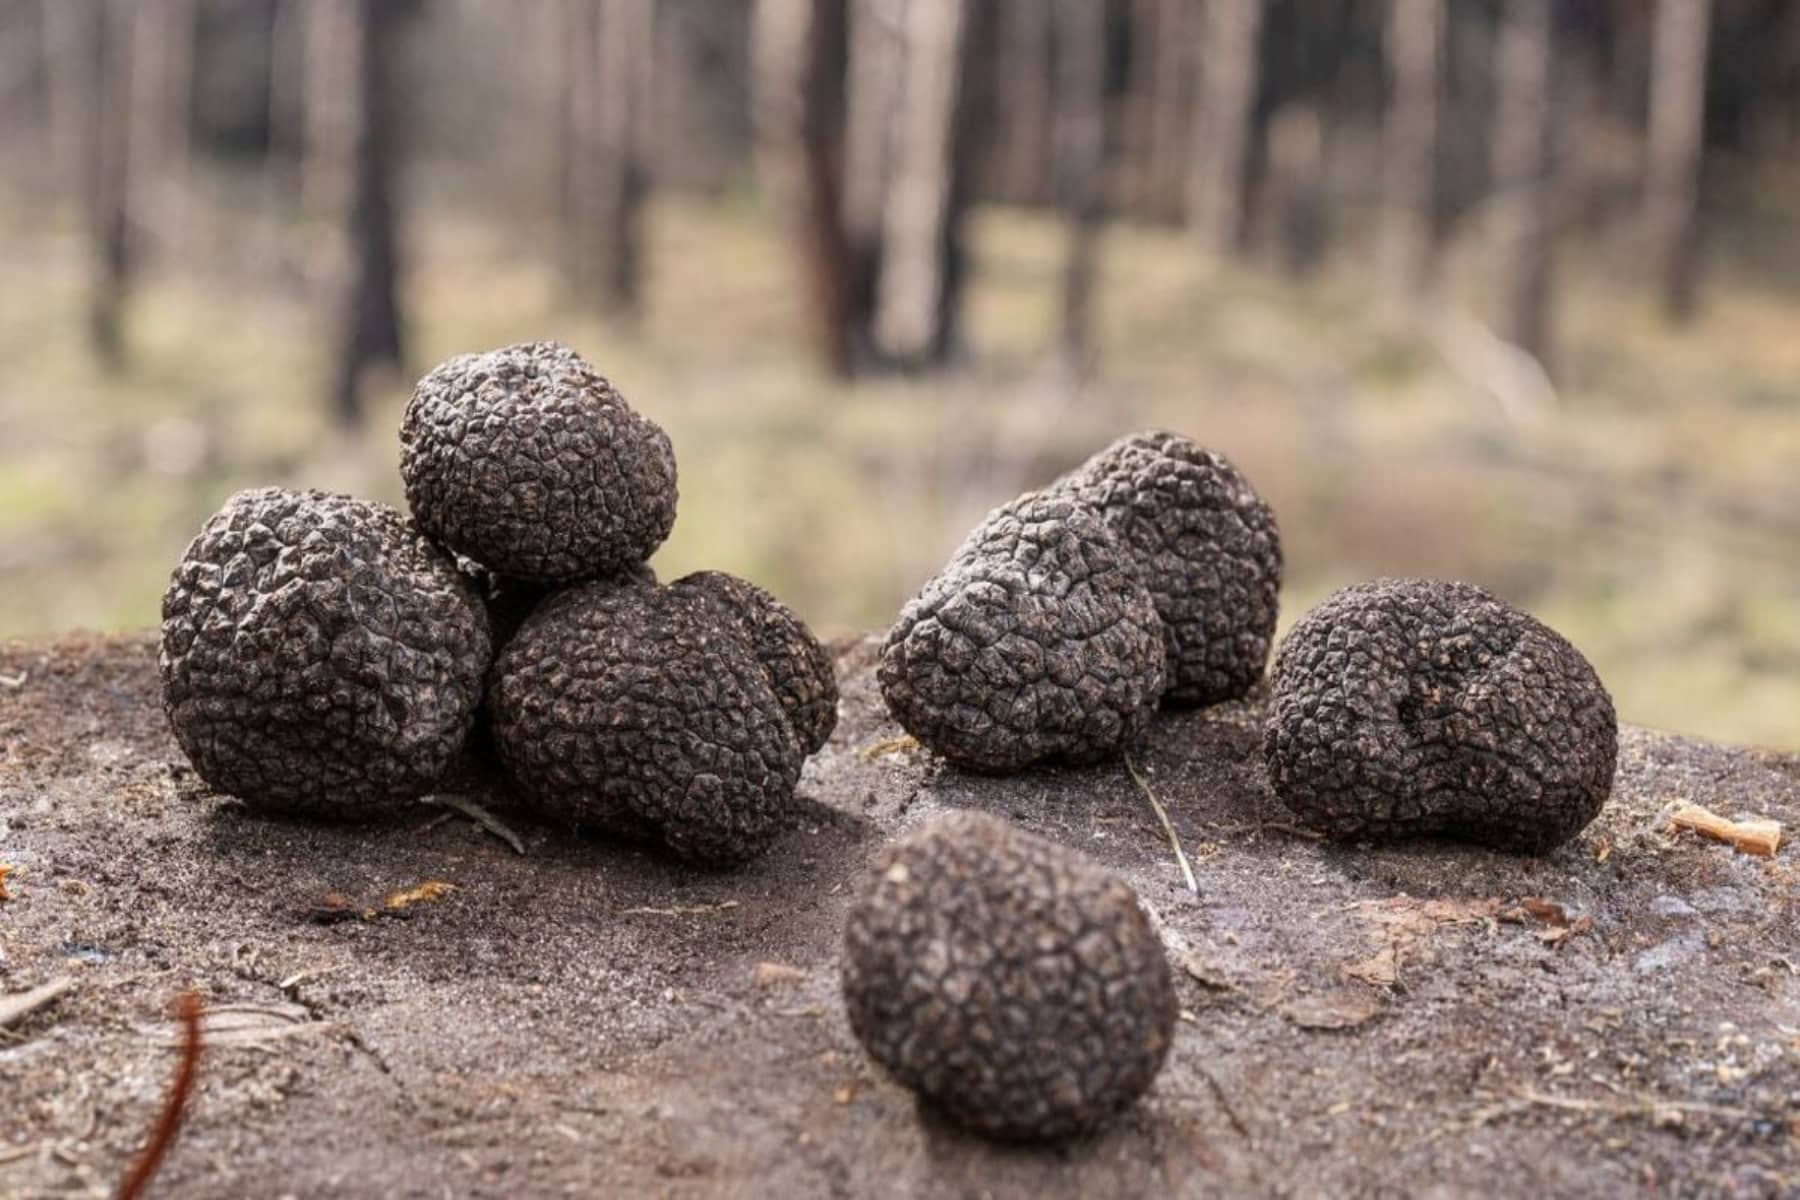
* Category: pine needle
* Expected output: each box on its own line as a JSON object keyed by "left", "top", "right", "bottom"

{"left": 1124, "top": 753, "right": 1198, "bottom": 895}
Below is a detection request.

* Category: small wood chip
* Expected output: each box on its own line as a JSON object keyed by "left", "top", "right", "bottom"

{"left": 753, "top": 962, "right": 808, "bottom": 989}
{"left": 858, "top": 734, "right": 920, "bottom": 761}
{"left": 1667, "top": 804, "right": 1782, "bottom": 858}
{"left": 0, "top": 977, "right": 78, "bottom": 1030}
{"left": 383, "top": 880, "right": 454, "bottom": 913}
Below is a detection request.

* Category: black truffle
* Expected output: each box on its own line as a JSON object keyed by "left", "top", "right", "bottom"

{"left": 400, "top": 341, "right": 678, "bottom": 584}
{"left": 669, "top": 570, "right": 839, "bottom": 754}
{"left": 879, "top": 493, "right": 1167, "bottom": 772}
{"left": 159, "top": 488, "right": 491, "bottom": 817}
{"left": 1264, "top": 578, "right": 1618, "bottom": 852}
{"left": 842, "top": 811, "right": 1177, "bottom": 1141}
{"left": 489, "top": 579, "right": 814, "bottom": 864}
{"left": 1051, "top": 431, "right": 1281, "bottom": 705}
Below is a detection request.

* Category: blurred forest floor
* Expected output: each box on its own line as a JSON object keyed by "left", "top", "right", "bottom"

{"left": 1, "top": 188, "right": 1796, "bottom": 749}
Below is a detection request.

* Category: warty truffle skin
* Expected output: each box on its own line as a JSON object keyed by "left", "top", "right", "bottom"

{"left": 878, "top": 493, "right": 1168, "bottom": 772}
{"left": 1052, "top": 430, "right": 1281, "bottom": 706}
{"left": 400, "top": 341, "right": 677, "bottom": 584}
{"left": 669, "top": 570, "right": 839, "bottom": 754}
{"left": 842, "top": 811, "right": 1178, "bottom": 1142}
{"left": 159, "top": 487, "right": 492, "bottom": 817}
{"left": 1264, "top": 578, "right": 1618, "bottom": 852}
{"left": 488, "top": 579, "right": 805, "bottom": 864}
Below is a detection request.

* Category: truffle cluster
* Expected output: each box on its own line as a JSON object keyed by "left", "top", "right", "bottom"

{"left": 161, "top": 341, "right": 835, "bottom": 863}
{"left": 1264, "top": 578, "right": 1618, "bottom": 851}
{"left": 880, "top": 431, "right": 1280, "bottom": 771}
{"left": 842, "top": 811, "right": 1177, "bottom": 1141}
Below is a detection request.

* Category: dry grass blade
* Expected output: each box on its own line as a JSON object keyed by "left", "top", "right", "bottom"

{"left": 1124, "top": 753, "right": 1199, "bottom": 895}
{"left": 425, "top": 794, "right": 526, "bottom": 855}
{"left": 0, "top": 976, "right": 77, "bottom": 1030}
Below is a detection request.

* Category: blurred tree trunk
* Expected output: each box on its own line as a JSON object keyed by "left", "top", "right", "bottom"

{"left": 841, "top": 0, "right": 905, "bottom": 358}
{"left": 1052, "top": 0, "right": 1105, "bottom": 376}
{"left": 872, "top": 0, "right": 974, "bottom": 367}
{"left": 753, "top": 0, "right": 854, "bottom": 376}
{"left": 1487, "top": 0, "right": 1555, "bottom": 368}
{"left": 1642, "top": 0, "right": 1711, "bottom": 323}
{"left": 1263, "top": 101, "right": 1325, "bottom": 276}
{"left": 1380, "top": 0, "right": 1440, "bottom": 311}
{"left": 329, "top": 0, "right": 404, "bottom": 427}
{"left": 565, "top": 0, "right": 654, "bottom": 316}
{"left": 1187, "top": 0, "right": 1262, "bottom": 253}
{"left": 995, "top": 0, "right": 1052, "bottom": 206}
{"left": 302, "top": 0, "right": 356, "bottom": 228}
{"left": 126, "top": 0, "right": 194, "bottom": 258}
{"left": 1141, "top": 0, "right": 1193, "bottom": 223}
{"left": 86, "top": 0, "right": 132, "bottom": 365}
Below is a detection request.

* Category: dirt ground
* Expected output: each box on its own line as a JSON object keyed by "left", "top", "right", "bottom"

{"left": 1, "top": 632, "right": 1797, "bottom": 1199}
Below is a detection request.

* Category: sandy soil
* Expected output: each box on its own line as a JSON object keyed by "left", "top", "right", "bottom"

{"left": 1, "top": 632, "right": 1796, "bottom": 1198}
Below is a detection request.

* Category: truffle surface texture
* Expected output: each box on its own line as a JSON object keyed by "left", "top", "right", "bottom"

{"left": 669, "top": 571, "right": 839, "bottom": 754}
{"left": 489, "top": 580, "right": 804, "bottom": 864}
{"left": 400, "top": 341, "right": 677, "bottom": 583}
{"left": 1264, "top": 578, "right": 1617, "bottom": 852}
{"left": 842, "top": 811, "right": 1177, "bottom": 1141}
{"left": 879, "top": 493, "right": 1167, "bottom": 772}
{"left": 159, "top": 487, "right": 492, "bottom": 817}
{"left": 1051, "top": 430, "right": 1281, "bottom": 705}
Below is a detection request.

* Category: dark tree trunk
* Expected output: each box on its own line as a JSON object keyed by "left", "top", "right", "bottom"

{"left": 564, "top": 0, "right": 654, "bottom": 317}
{"left": 1488, "top": 0, "right": 1556, "bottom": 368}
{"left": 1052, "top": 0, "right": 1106, "bottom": 375}
{"left": 996, "top": 0, "right": 1053, "bottom": 206}
{"left": 1643, "top": 0, "right": 1711, "bottom": 323}
{"left": 754, "top": 0, "right": 855, "bottom": 376}
{"left": 1381, "top": 0, "right": 1441, "bottom": 310}
{"left": 73, "top": 0, "right": 132, "bottom": 366}
{"left": 330, "top": 0, "right": 404, "bottom": 428}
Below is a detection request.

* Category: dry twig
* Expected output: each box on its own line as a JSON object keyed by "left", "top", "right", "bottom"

{"left": 1667, "top": 803, "right": 1782, "bottom": 858}
{"left": 1124, "top": 754, "right": 1199, "bottom": 895}
{"left": 0, "top": 976, "right": 77, "bottom": 1030}
{"left": 118, "top": 991, "right": 204, "bottom": 1200}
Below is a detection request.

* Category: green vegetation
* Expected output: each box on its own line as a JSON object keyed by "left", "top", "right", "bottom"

{"left": 1, "top": 198, "right": 1795, "bottom": 749}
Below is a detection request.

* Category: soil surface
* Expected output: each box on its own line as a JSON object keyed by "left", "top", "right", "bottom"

{"left": 2, "top": 632, "right": 1797, "bottom": 1198}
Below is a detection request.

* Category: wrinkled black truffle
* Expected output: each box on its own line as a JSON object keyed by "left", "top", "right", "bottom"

{"left": 1265, "top": 578, "right": 1617, "bottom": 852}
{"left": 400, "top": 341, "right": 677, "bottom": 584}
{"left": 669, "top": 570, "right": 838, "bottom": 754}
{"left": 879, "top": 494, "right": 1167, "bottom": 772}
{"left": 1051, "top": 431, "right": 1281, "bottom": 705}
{"left": 842, "top": 812, "right": 1177, "bottom": 1141}
{"left": 159, "top": 488, "right": 491, "bottom": 817}
{"left": 489, "top": 579, "right": 817, "bottom": 864}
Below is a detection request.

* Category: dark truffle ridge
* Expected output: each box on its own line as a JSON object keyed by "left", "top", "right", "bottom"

{"left": 1264, "top": 578, "right": 1618, "bottom": 852}
{"left": 400, "top": 341, "right": 677, "bottom": 584}
{"left": 669, "top": 570, "right": 838, "bottom": 754}
{"left": 878, "top": 494, "right": 1167, "bottom": 772}
{"left": 489, "top": 578, "right": 816, "bottom": 864}
{"left": 159, "top": 488, "right": 491, "bottom": 817}
{"left": 1051, "top": 430, "right": 1281, "bottom": 705}
{"left": 842, "top": 811, "right": 1177, "bottom": 1142}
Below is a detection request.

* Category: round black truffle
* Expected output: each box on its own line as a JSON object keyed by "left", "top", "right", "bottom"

{"left": 879, "top": 493, "right": 1167, "bottom": 772}
{"left": 1052, "top": 431, "right": 1281, "bottom": 705}
{"left": 159, "top": 488, "right": 491, "bottom": 817}
{"left": 669, "top": 571, "right": 839, "bottom": 754}
{"left": 842, "top": 811, "right": 1177, "bottom": 1141}
{"left": 400, "top": 341, "right": 677, "bottom": 584}
{"left": 489, "top": 580, "right": 805, "bottom": 864}
{"left": 1264, "top": 578, "right": 1618, "bottom": 852}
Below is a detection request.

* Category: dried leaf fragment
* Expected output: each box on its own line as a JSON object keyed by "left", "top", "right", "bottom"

{"left": 384, "top": 880, "right": 455, "bottom": 912}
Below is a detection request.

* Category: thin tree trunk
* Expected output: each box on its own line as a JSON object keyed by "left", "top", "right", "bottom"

{"left": 873, "top": 0, "right": 971, "bottom": 366}
{"left": 1264, "top": 100, "right": 1325, "bottom": 276}
{"left": 841, "top": 0, "right": 905, "bottom": 351}
{"left": 40, "top": 0, "right": 93, "bottom": 203}
{"left": 1144, "top": 0, "right": 1193, "bottom": 223}
{"left": 1380, "top": 0, "right": 1440, "bottom": 310}
{"left": 1187, "top": 0, "right": 1263, "bottom": 253}
{"left": 126, "top": 0, "right": 194, "bottom": 259}
{"left": 1643, "top": 0, "right": 1711, "bottom": 323}
{"left": 1488, "top": 0, "right": 1555, "bottom": 368}
{"left": 88, "top": 0, "right": 132, "bottom": 365}
{"left": 565, "top": 0, "right": 653, "bottom": 316}
{"left": 753, "top": 0, "right": 855, "bottom": 376}
{"left": 301, "top": 0, "right": 356, "bottom": 227}
{"left": 997, "top": 0, "right": 1053, "bottom": 206}
{"left": 1053, "top": 0, "right": 1106, "bottom": 376}
{"left": 330, "top": 0, "right": 404, "bottom": 427}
